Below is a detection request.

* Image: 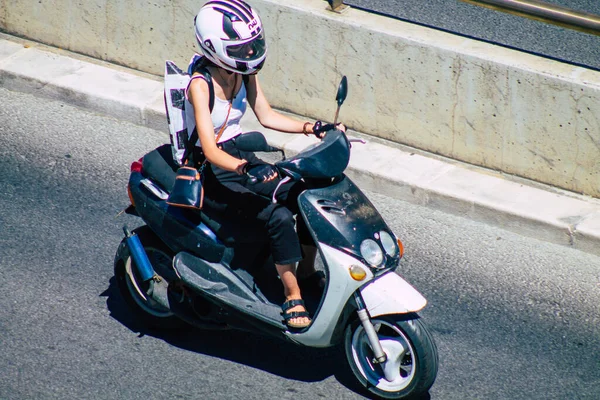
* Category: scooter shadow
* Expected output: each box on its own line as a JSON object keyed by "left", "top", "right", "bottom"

{"left": 101, "top": 277, "right": 362, "bottom": 390}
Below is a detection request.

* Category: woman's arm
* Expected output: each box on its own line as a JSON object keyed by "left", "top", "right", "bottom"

{"left": 245, "top": 75, "right": 317, "bottom": 135}
{"left": 187, "top": 76, "right": 247, "bottom": 174}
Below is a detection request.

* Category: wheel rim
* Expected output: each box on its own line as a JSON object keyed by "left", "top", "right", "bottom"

{"left": 124, "top": 247, "right": 173, "bottom": 318}
{"left": 350, "top": 319, "right": 416, "bottom": 392}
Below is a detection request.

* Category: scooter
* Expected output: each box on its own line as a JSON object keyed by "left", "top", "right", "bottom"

{"left": 114, "top": 77, "right": 438, "bottom": 399}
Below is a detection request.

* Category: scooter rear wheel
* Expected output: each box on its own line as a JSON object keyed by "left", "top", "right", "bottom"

{"left": 344, "top": 314, "right": 438, "bottom": 399}
{"left": 114, "top": 226, "right": 184, "bottom": 329}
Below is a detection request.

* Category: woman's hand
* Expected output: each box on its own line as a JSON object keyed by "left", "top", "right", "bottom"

{"left": 235, "top": 159, "right": 248, "bottom": 175}
{"left": 311, "top": 121, "right": 346, "bottom": 139}
{"left": 245, "top": 163, "right": 278, "bottom": 184}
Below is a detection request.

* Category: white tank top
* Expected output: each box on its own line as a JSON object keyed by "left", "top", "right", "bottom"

{"left": 184, "top": 74, "right": 247, "bottom": 146}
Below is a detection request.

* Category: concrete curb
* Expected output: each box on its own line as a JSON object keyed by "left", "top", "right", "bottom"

{"left": 2, "top": 34, "right": 599, "bottom": 256}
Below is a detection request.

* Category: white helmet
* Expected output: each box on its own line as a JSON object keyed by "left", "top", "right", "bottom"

{"left": 194, "top": 0, "right": 267, "bottom": 75}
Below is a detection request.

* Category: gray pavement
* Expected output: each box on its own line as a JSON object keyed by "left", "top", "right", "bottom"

{"left": 1, "top": 32, "right": 599, "bottom": 256}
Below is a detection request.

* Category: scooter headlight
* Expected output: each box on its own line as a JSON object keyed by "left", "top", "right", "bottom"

{"left": 379, "top": 231, "right": 398, "bottom": 257}
{"left": 360, "top": 239, "right": 384, "bottom": 268}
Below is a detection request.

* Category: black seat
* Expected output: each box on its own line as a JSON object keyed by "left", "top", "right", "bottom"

{"left": 141, "top": 144, "right": 179, "bottom": 191}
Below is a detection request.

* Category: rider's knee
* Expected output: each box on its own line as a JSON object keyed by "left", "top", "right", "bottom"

{"left": 268, "top": 206, "right": 295, "bottom": 231}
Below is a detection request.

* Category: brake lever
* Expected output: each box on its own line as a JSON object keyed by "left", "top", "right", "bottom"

{"left": 349, "top": 138, "right": 366, "bottom": 144}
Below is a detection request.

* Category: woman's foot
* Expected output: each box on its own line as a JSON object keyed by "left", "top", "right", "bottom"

{"left": 281, "top": 298, "right": 311, "bottom": 329}
{"left": 275, "top": 263, "right": 311, "bottom": 328}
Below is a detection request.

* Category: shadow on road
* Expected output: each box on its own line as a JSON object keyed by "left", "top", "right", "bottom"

{"left": 100, "top": 277, "right": 374, "bottom": 396}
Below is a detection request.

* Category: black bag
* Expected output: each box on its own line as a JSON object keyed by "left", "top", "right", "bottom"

{"left": 166, "top": 166, "right": 204, "bottom": 209}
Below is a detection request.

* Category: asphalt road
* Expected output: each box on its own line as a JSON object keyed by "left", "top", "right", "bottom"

{"left": 345, "top": 0, "right": 600, "bottom": 71}
{"left": 1, "top": 87, "right": 600, "bottom": 399}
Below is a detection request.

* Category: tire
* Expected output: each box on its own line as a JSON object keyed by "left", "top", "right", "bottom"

{"left": 344, "top": 314, "right": 438, "bottom": 399}
{"left": 114, "top": 226, "right": 184, "bottom": 329}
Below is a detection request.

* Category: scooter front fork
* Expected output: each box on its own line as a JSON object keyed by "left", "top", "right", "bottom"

{"left": 353, "top": 292, "right": 387, "bottom": 364}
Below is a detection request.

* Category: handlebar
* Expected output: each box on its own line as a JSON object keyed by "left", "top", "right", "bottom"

{"left": 269, "top": 128, "right": 366, "bottom": 203}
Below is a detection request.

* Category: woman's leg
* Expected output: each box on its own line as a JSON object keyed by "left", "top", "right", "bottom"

{"left": 204, "top": 167, "right": 311, "bottom": 326}
{"left": 207, "top": 144, "right": 312, "bottom": 326}
{"left": 297, "top": 244, "right": 326, "bottom": 293}
{"left": 297, "top": 244, "right": 318, "bottom": 278}
{"left": 249, "top": 177, "right": 321, "bottom": 283}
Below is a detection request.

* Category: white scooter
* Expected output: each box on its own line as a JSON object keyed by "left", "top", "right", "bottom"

{"left": 114, "top": 77, "right": 438, "bottom": 399}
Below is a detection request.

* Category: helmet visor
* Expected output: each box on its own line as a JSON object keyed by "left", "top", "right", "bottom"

{"left": 226, "top": 33, "right": 266, "bottom": 61}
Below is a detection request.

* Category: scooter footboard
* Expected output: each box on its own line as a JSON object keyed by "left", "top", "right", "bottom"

{"left": 360, "top": 272, "right": 427, "bottom": 317}
{"left": 173, "top": 252, "right": 286, "bottom": 329}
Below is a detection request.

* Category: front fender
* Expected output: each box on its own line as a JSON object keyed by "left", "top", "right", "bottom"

{"left": 360, "top": 271, "right": 427, "bottom": 317}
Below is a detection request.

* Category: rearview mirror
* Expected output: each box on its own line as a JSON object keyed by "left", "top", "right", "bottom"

{"left": 336, "top": 76, "right": 348, "bottom": 107}
{"left": 333, "top": 76, "right": 348, "bottom": 126}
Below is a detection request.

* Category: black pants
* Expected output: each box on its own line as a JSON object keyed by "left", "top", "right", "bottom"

{"left": 199, "top": 137, "right": 310, "bottom": 265}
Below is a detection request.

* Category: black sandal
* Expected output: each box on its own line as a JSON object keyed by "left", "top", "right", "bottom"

{"left": 281, "top": 299, "right": 311, "bottom": 329}
{"left": 298, "top": 271, "right": 326, "bottom": 294}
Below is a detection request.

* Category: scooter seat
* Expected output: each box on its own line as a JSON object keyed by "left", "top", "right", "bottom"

{"left": 141, "top": 143, "right": 179, "bottom": 191}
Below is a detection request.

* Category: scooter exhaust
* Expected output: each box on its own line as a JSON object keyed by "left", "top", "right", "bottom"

{"left": 122, "top": 225, "right": 155, "bottom": 282}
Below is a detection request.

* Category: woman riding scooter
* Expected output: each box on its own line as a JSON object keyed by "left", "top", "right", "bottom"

{"left": 186, "top": 0, "right": 344, "bottom": 329}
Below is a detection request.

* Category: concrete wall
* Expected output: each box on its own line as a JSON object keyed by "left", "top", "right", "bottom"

{"left": 1, "top": 0, "right": 599, "bottom": 197}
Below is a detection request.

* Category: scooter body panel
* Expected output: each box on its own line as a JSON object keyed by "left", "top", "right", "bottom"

{"left": 296, "top": 176, "right": 395, "bottom": 265}
{"left": 284, "top": 176, "right": 407, "bottom": 346}
{"left": 285, "top": 243, "right": 371, "bottom": 347}
{"left": 360, "top": 271, "right": 427, "bottom": 317}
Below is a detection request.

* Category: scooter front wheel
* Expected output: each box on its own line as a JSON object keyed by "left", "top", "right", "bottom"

{"left": 344, "top": 314, "right": 438, "bottom": 399}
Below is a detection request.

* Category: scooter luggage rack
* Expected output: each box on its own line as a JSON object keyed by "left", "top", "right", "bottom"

{"left": 173, "top": 252, "right": 287, "bottom": 330}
